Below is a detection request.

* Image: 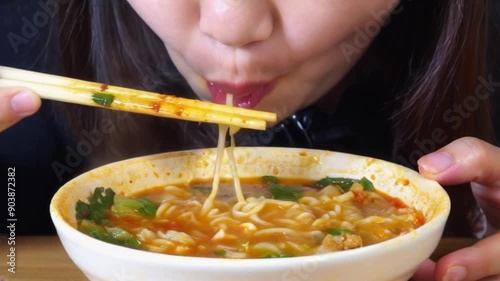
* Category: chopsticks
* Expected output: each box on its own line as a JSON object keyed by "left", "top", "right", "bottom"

{"left": 0, "top": 66, "right": 277, "bottom": 130}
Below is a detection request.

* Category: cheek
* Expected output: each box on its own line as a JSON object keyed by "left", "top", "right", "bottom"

{"left": 279, "top": 0, "right": 399, "bottom": 55}
{"left": 127, "top": 0, "right": 198, "bottom": 46}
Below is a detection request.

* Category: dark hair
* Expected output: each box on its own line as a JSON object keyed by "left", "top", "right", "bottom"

{"left": 58, "top": 0, "right": 219, "bottom": 167}
{"left": 58, "top": 0, "right": 496, "bottom": 235}
{"left": 367, "top": 0, "right": 496, "bottom": 236}
{"left": 385, "top": 0, "right": 495, "bottom": 161}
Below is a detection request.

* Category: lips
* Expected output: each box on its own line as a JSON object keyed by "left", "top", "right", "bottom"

{"left": 207, "top": 81, "right": 274, "bottom": 108}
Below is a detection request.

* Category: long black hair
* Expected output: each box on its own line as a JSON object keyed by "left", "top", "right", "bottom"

{"left": 58, "top": 0, "right": 221, "bottom": 167}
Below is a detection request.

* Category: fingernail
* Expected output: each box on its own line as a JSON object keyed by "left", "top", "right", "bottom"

{"left": 443, "top": 265, "right": 467, "bottom": 281}
{"left": 418, "top": 151, "right": 453, "bottom": 175}
{"left": 11, "top": 91, "right": 38, "bottom": 115}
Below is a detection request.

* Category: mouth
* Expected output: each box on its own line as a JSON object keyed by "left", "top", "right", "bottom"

{"left": 207, "top": 81, "right": 274, "bottom": 108}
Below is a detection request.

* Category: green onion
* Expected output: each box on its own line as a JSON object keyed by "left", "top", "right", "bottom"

{"left": 262, "top": 175, "right": 280, "bottom": 185}
{"left": 317, "top": 177, "right": 375, "bottom": 192}
{"left": 269, "top": 186, "right": 303, "bottom": 202}
{"left": 317, "top": 177, "right": 356, "bottom": 192}
{"left": 78, "top": 218, "right": 105, "bottom": 234}
{"left": 111, "top": 196, "right": 157, "bottom": 218}
{"left": 261, "top": 253, "right": 294, "bottom": 258}
{"left": 358, "top": 177, "right": 375, "bottom": 191}
{"left": 327, "top": 228, "right": 352, "bottom": 236}
{"left": 78, "top": 220, "right": 141, "bottom": 249}
{"left": 192, "top": 186, "right": 212, "bottom": 194}
{"left": 214, "top": 249, "right": 227, "bottom": 257}
{"left": 105, "top": 227, "right": 141, "bottom": 248}
{"left": 91, "top": 93, "right": 115, "bottom": 107}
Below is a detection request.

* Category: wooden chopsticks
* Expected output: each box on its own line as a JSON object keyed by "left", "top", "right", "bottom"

{"left": 0, "top": 66, "right": 277, "bottom": 130}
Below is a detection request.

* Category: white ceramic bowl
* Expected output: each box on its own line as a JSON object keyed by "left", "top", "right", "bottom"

{"left": 50, "top": 147, "right": 450, "bottom": 281}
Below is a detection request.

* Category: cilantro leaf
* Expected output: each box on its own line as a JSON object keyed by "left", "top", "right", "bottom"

{"left": 75, "top": 187, "right": 115, "bottom": 224}
{"left": 75, "top": 200, "right": 90, "bottom": 220}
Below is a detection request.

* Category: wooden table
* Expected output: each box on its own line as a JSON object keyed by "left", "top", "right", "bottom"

{"left": 1, "top": 236, "right": 478, "bottom": 281}
{"left": 2, "top": 236, "right": 86, "bottom": 281}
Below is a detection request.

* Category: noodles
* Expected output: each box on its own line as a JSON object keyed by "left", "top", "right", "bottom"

{"left": 200, "top": 124, "right": 228, "bottom": 214}
{"left": 75, "top": 177, "right": 425, "bottom": 258}
{"left": 226, "top": 129, "right": 245, "bottom": 203}
{"left": 201, "top": 94, "right": 245, "bottom": 214}
{"left": 225, "top": 93, "right": 245, "bottom": 204}
{"left": 140, "top": 179, "right": 421, "bottom": 257}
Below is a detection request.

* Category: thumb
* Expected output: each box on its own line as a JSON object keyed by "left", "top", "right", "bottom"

{"left": 417, "top": 137, "right": 500, "bottom": 187}
{"left": 417, "top": 137, "right": 500, "bottom": 227}
{"left": 434, "top": 232, "right": 500, "bottom": 281}
{"left": 0, "top": 88, "right": 41, "bottom": 132}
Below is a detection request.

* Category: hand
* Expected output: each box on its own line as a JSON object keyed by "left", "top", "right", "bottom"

{"left": 0, "top": 87, "right": 41, "bottom": 132}
{"left": 412, "top": 137, "right": 500, "bottom": 281}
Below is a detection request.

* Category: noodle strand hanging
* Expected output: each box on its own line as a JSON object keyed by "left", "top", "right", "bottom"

{"left": 201, "top": 93, "right": 246, "bottom": 214}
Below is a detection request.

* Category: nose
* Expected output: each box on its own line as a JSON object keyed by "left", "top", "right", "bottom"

{"left": 199, "top": 0, "right": 274, "bottom": 47}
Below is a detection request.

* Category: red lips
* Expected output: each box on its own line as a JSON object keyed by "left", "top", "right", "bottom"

{"left": 207, "top": 81, "right": 274, "bottom": 108}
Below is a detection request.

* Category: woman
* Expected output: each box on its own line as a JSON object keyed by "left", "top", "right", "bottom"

{"left": 1, "top": 0, "right": 499, "bottom": 280}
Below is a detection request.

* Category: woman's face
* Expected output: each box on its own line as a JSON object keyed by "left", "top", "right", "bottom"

{"left": 128, "top": 0, "right": 400, "bottom": 119}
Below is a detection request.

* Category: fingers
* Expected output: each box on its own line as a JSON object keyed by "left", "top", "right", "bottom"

{"left": 435, "top": 232, "right": 500, "bottom": 281}
{"left": 0, "top": 88, "right": 41, "bottom": 132}
{"left": 411, "top": 259, "right": 436, "bottom": 281}
{"left": 417, "top": 137, "right": 500, "bottom": 227}
{"left": 417, "top": 137, "right": 500, "bottom": 188}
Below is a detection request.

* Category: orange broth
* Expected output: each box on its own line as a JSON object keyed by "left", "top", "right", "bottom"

{"left": 104, "top": 177, "right": 425, "bottom": 258}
